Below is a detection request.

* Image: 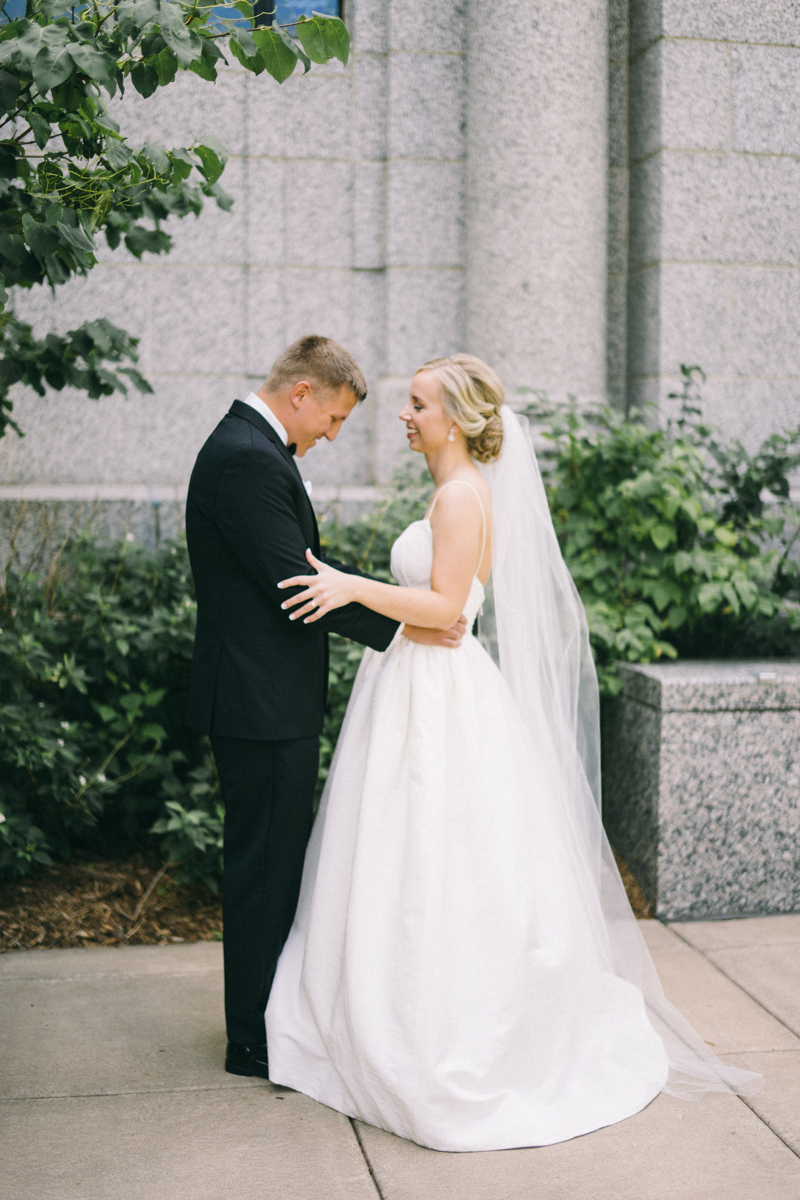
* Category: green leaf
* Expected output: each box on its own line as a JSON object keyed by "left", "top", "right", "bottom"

{"left": 27, "top": 111, "right": 51, "bottom": 150}
{"left": 295, "top": 14, "right": 335, "bottom": 65}
{"left": 312, "top": 11, "right": 350, "bottom": 65}
{"left": 252, "top": 27, "right": 297, "bottom": 83}
{"left": 159, "top": 5, "right": 203, "bottom": 68}
{"left": 56, "top": 221, "right": 95, "bottom": 255}
{"left": 141, "top": 140, "right": 170, "bottom": 175}
{"left": 0, "top": 68, "right": 20, "bottom": 111}
{"left": 188, "top": 52, "right": 217, "bottom": 82}
{"left": 105, "top": 137, "right": 133, "bottom": 171}
{"left": 153, "top": 46, "right": 178, "bottom": 86}
{"left": 228, "top": 29, "right": 264, "bottom": 75}
{"left": 650, "top": 523, "right": 674, "bottom": 551}
{"left": 193, "top": 134, "right": 228, "bottom": 185}
{"left": 67, "top": 42, "right": 115, "bottom": 84}
{"left": 131, "top": 60, "right": 159, "bottom": 98}
{"left": 32, "top": 44, "right": 75, "bottom": 95}
{"left": 276, "top": 24, "right": 310, "bottom": 73}
{"left": 170, "top": 147, "right": 194, "bottom": 182}
{"left": 22, "top": 214, "right": 60, "bottom": 257}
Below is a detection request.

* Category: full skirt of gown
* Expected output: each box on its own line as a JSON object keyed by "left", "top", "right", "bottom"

{"left": 266, "top": 525, "right": 670, "bottom": 1151}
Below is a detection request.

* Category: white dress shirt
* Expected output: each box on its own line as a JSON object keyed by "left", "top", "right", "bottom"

{"left": 242, "top": 391, "right": 288, "bottom": 446}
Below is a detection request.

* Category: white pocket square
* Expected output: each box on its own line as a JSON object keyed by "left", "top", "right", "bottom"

{"left": 304, "top": 480, "right": 313, "bottom": 497}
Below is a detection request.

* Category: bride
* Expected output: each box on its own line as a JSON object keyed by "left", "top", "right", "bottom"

{"left": 267, "top": 354, "right": 760, "bottom": 1152}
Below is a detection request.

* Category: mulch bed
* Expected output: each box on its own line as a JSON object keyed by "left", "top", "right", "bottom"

{"left": 0, "top": 849, "right": 651, "bottom": 954}
{"left": 0, "top": 855, "right": 222, "bottom": 953}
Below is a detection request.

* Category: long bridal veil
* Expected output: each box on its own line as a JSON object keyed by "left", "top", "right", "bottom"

{"left": 480, "top": 406, "right": 761, "bottom": 1100}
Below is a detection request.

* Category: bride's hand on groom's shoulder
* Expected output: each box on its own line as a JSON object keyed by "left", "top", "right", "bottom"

{"left": 403, "top": 616, "right": 468, "bottom": 649}
{"left": 278, "top": 549, "right": 359, "bottom": 623}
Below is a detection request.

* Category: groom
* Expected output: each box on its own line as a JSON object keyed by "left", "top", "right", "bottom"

{"left": 185, "top": 335, "right": 465, "bottom": 1080}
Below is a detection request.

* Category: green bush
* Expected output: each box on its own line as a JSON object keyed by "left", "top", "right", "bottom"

{"left": 0, "top": 466, "right": 431, "bottom": 880}
{"left": 528, "top": 367, "right": 800, "bottom": 694}
{"left": 4, "top": 374, "right": 800, "bottom": 882}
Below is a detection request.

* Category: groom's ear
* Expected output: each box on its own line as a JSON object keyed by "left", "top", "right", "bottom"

{"left": 289, "top": 380, "right": 314, "bottom": 408}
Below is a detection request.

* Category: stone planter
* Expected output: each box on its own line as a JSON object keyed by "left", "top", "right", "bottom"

{"left": 602, "top": 661, "right": 800, "bottom": 921}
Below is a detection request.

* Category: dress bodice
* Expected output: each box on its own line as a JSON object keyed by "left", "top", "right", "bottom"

{"left": 390, "top": 519, "right": 486, "bottom": 628}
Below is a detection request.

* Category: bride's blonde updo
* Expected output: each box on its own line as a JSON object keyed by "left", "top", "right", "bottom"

{"left": 416, "top": 353, "right": 504, "bottom": 463}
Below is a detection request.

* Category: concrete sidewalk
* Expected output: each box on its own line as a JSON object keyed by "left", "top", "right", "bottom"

{"left": 1, "top": 917, "right": 799, "bottom": 1200}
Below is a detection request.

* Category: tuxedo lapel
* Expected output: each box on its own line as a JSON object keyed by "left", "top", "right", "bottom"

{"left": 228, "top": 400, "right": 319, "bottom": 547}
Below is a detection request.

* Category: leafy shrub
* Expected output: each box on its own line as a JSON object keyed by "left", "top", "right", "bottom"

{"left": 5, "top": 375, "right": 799, "bottom": 882}
{"left": 528, "top": 367, "right": 800, "bottom": 694}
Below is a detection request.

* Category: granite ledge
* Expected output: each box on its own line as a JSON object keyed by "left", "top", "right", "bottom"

{"left": 616, "top": 660, "right": 800, "bottom": 712}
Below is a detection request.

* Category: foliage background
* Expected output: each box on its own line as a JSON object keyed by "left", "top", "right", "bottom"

{"left": 2, "top": 376, "right": 800, "bottom": 883}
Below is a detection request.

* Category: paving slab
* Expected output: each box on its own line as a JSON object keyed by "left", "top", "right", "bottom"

{"left": 0, "top": 1088, "right": 378, "bottom": 1200}
{"left": 722, "top": 1049, "right": 800, "bottom": 1158}
{"left": 671, "top": 914, "right": 800, "bottom": 951}
{"left": 355, "top": 1090, "right": 800, "bottom": 1200}
{"left": 638, "top": 921, "right": 800, "bottom": 1053}
{"left": 0, "top": 942, "right": 243, "bottom": 1099}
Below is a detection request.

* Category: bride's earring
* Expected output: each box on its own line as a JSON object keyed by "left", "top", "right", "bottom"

{"left": 447, "top": 428, "right": 456, "bottom": 442}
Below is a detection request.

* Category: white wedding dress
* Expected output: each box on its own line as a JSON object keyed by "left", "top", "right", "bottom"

{"left": 266, "top": 412, "right": 760, "bottom": 1152}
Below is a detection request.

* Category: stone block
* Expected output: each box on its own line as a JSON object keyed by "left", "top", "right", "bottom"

{"left": 283, "top": 67, "right": 351, "bottom": 161}
{"left": 372, "top": 376, "right": 415, "bottom": 482}
{"left": 350, "top": 0, "right": 389, "bottom": 54}
{"left": 608, "top": 56, "right": 628, "bottom": 169}
{"left": 632, "top": 40, "right": 731, "bottom": 162}
{"left": 629, "top": 42, "right": 660, "bottom": 164}
{"left": 607, "top": 166, "right": 629, "bottom": 277}
{"left": 150, "top": 266, "right": 246, "bottom": 376}
{"left": 286, "top": 160, "right": 353, "bottom": 269}
{"left": 385, "top": 268, "right": 465, "bottom": 376}
{"left": 386, "top": 161, "right": 465, "bottom": 268}
{"left": 351, "top": 267, "right": 386, "bottom": 380}
{"left": 244, "top": 158, "right": 286, "bottom": 268}
{"left": 640, "top": 152, "right": 800, "bottom": 269}
{"left": 105, "top": 86, "right": 152, "bottom": 149}
{"left": 353, "top": 162, "right": 385, "bottom": 270}
{"left": 658, "top": 263, "right": 729, "bottom": 376}
{"left": 8, "top": 374, "right": 249, "bottom": 486}
{"left": 602, "top": 661, "right": 800, "bottom": 921}
{"left": 626, "top": 265, "right": 660, "bottom": 378}
{"left": 244, "top": 268, "right": 286, "bottom": 377}
{"left": 606, "top": 271, "right": 628, "bottom": 393}
{"left": 282, "top": 267, "right": 352, "bottom": 348}
{"left": 608, "top": 0, "right": 629, "bottom": 64}
{"left": 388, "top": 52, "right": 466, "bottom": 161}
{"left": 147, "top": 68, "right": 248, "bottom": 158}
{"left": 730, "top": 267, "right": 800, "bottom": 378}
{"left": 629, "top": 0, "right": 662, "bottom": 58}
{"left": 353, "top": 54, "right": 389, "bottom": 161}
{"left": 389, "top": 0, "right": 467, "bottom": 53}
{"left": 245, "top": 67, "right": 286, "bottom": 159}
{"left": 160, "top": 158, "right": 246, "bottom": 267}
{"left": 733, "top": 45, "right": 800, "bottom": 156}
{"left": 659, "top": 0, "right": 800, "bottom": 47}
{"left": 627, "top": 156, "right": 661, "bottom": 272}
{"left": 670, "top": 376, "right": 800, "bottom": 453}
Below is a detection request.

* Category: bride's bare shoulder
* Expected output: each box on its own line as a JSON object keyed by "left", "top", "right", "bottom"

{"left": 429, "top": 473, "right": 492, "bottom": 524}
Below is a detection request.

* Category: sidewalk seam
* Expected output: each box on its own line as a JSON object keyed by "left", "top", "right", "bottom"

{"left": 349, "top": 1117, "right": 386, "bottom": 1200}
{"left": 740, "top": 1096, "right": 800, "bottom": 1161}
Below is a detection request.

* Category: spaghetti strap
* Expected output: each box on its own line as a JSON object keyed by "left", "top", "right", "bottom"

{"left": 427, "top": 479, "right": 487, "bottom": 574}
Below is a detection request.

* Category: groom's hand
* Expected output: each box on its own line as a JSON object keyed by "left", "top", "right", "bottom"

{"left": 403, "top": 615, "right": 468, "bottom": 648}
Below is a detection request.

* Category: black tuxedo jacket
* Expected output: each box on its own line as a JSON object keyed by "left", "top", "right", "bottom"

{"left": 185, "top": 400, "right": 399, "bottom": 740}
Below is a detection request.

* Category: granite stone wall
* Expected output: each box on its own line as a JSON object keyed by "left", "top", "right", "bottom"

{"left": 603, "top": 661, "right": 800, "bottom": 920}
{"left": 626, "top": 0, "right": 800, "bottom": 443}
{"left": 1, "top": 0, "right": 798, "bottom": 506}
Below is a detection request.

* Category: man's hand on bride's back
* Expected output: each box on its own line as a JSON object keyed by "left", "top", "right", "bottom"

{"left": 403, "top": 616, "right": 468, "bottom": 649}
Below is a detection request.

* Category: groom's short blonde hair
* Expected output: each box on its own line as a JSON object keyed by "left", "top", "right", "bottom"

{"left": 266, "top": 335, "right": 367, "bottom": 402}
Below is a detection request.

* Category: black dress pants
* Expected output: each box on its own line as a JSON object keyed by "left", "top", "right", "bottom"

{"left": 211, "top": 733, "right": 319, "bottom": 1045}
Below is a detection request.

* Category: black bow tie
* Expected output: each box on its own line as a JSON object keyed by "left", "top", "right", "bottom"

{"left": 288, "top": 443, "right": 297, "bottom": 456}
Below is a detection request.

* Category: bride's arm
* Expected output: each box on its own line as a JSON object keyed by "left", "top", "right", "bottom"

{"left": 277, "top": 487, "right": 484, "bottom": 629}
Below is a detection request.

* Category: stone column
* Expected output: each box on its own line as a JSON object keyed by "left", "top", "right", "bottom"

{"left": 465, "top": 0, "right": 609, "bottom": 401}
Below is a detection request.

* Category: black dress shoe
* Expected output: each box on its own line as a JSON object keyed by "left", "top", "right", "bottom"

{"left": 225, "top": 1041, "right": 270, "bottom": 1080}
